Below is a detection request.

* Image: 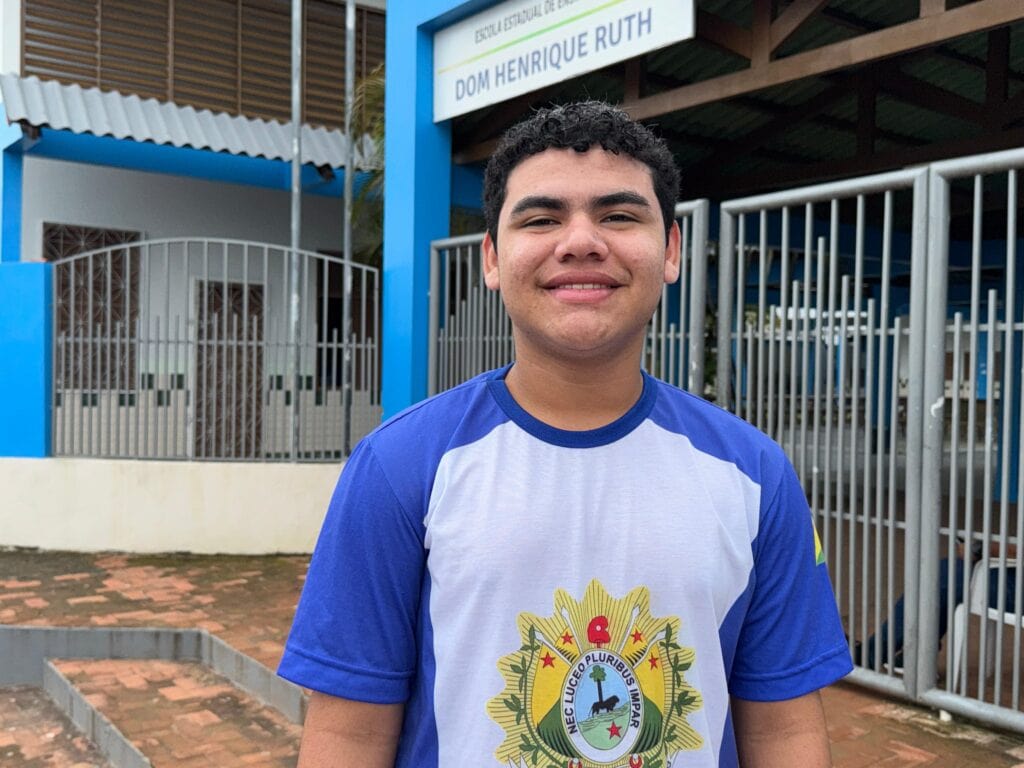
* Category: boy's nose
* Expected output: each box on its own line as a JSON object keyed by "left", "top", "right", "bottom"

{"left": 554, "top": 216, "right": 609, "bottom": 261}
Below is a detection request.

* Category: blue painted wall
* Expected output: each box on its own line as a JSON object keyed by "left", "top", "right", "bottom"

{"left": 0, "top": 262, "right": 52, "bottom": 456}
{"left": 1, "top": 121, "right": 24, "bottom": 263}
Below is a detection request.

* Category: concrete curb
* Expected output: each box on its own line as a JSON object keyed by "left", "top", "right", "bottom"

{"left": 0, "top": 625, "right": 308, "bottom": 767}
{"left": 42, "top": 661, "right": 152, "bottom": 768}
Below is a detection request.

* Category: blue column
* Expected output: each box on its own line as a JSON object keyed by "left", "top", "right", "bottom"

{"left": 382, "top": 5, "right": 454, "bottom": 418}
{"left": 1, "top": 121, "right": 23, "bottom": 263}
{"left": 0, "top": 261, "right": 53, "bottom": 456}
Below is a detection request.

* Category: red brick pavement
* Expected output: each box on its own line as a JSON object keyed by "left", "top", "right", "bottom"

{"left": 54, "top": 659, "right": 300, "bottom": 767}
{"left": 0, "top": 686, "right": 112, "bottom": 767}
{"left": 3, "top": 549, "right": 1024, "bottom": 767}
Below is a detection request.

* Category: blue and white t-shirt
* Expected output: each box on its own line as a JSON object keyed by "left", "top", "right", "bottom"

{"left": 278, "top": 366, "right": 852, "bottom": 767}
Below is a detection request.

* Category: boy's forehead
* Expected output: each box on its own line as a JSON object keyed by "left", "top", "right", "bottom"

{"left": 502, "top": 147, "right": 655, "bottom": 208}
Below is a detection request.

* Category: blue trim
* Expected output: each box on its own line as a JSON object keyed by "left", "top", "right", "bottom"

{"left": 23, "top": 128, "right": 366, "bottom": 197}
{"left": 0, "top": 261, "right": 53, "bottom": 456}
{"left": 1, "top": 121, "right": 24, "bottom": 263}
{"left": 382, "top": 11, "right": 453, "bottom": 418}
{"left": 486, "top": 365, "right": 658, "bottom": 447}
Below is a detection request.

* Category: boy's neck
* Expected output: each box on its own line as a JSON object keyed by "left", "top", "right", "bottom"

{"left": 503, "top": 355, "right": 645, "bottom": 431}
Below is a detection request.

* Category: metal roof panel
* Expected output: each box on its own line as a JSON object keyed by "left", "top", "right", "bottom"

{"left": 0, "top": 74, "right": 371, "bottom": 169}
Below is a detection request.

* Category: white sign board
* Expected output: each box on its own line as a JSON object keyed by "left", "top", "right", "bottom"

{"left": 433, "top": 0, "right": 694, "bottom": 122}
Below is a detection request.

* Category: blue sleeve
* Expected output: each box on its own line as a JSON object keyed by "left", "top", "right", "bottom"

{"left": 277, "top": 438, "right": 427, "bottom": 704}
{"left": 728, "top": 453, "right": 853, "bottom": 701}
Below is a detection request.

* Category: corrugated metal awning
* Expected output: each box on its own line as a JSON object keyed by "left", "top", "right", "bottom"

{"left": 0, "top": 74, "right": 375, "bottom": 170}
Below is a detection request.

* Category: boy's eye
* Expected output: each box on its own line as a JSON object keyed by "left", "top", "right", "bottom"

{"left": 523, "top": 216, "right": 558, "bottom": 227}
{"left": 604, "top": 212, "right": 638, "bottom": 223}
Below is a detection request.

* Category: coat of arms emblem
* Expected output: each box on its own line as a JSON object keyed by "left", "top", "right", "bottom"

{"left": 487, "top": 580, "right": 703, "bottom": 767}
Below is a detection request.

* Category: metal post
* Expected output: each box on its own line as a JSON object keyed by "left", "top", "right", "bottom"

{"left": 342, "top": 0, "right": 356, "bottom": 455}
{"left": 289, "top": 0, "right": 303, "bottom": 461}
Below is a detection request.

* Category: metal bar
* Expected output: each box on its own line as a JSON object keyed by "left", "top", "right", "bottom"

{"left": 778, "top": 207, "right": 790, "bottom": 446}
{"left": 767, "top": 305, "right": 777, "bottom": 440}
{"left": 979, "top": 291, "right": 998, "bottom": 699}
{"left": 87, "top": 254, "right": 94, "bottom": 454}
{"left": 812, "top": 235, "right": 826, "bottom": 537}
{"left": 861, "top": 298, "right": 876, "bottom": 663}
{"left": 945, "top": 312, "right": 964, "bottom": 687}
{"left": 837, "top": 274, "right": 850, "bottom": 636}
{"left": 173, "top": 315, "right": 181, "bottom": 458}
{"left": 428, "top": 246, "right": 441, "bottom": 396}
{"left": 241, "top": 246, "right": 250, "bottom": 459}
{"left": 886, "top": 317, "right": 902, "bottom": 677}
{"left": 993, "top": 167, "right": 1018, "bottom": 702}
{"left": 905, "top": 167, "right": 932, "bottom": 697}
{"left": 798, "top": 207, "right": 813, "bottom": 480}
{"left": 757, "top": 210, "right": 767, "bottom": 430}
{"left": 104, "top": 249, "right": 113, "bottom": 456}
{"left": 788, "top": 278, "right": 800, "bottom": 462}
{"left": 718, "top": 213, "right": 735, "bottom": 407}
{"left": 823, "top": 203, "right": 840, "bottom": 569}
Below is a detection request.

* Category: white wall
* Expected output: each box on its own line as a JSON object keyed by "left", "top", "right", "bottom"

{"left": 0, "top": 0, "right": 20, "bottom": 76}
{"left": 0, "top": 457, "right": 341, "bottom": 553}
{"left": 21, "top": 156, "right": 347, "bottom": 262}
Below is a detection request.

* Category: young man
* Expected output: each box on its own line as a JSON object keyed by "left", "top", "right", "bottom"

{"left": 278, "top": 101, "right": 852, "bottom": 768}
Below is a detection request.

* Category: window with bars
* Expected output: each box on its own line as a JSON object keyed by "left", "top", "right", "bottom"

{"left": 22, "top": 0, "right": 385, "bottom": 130}
{"left": 45, "top": 223, "right": 142, "bottom": 392}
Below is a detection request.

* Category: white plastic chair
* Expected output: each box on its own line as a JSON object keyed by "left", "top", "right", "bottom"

{"left": 950, "top": 560, "right": 1022, "bottom": 690}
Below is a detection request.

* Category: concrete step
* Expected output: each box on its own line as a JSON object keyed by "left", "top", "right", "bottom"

{"left": 0, "top": 684, "right": 112, "bottom": 767}
{"left": 52, "top": 659, "right": 301, "bottom": 767}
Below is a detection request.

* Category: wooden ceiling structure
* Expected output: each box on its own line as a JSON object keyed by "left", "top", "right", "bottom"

{"left": 451, "top": 0, "right": 1024, "bottom": 201}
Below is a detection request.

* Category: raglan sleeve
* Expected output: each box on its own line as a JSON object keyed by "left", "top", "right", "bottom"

{"left": 277, "top": 437, "right": 426, "bottom": 704}
{"left": 728, "top": 450, "right": 853, "bottom": 701}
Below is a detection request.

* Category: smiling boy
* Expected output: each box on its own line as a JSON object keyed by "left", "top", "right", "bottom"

{"left": 279, "top": 101, "right": 852, "bottom": 768}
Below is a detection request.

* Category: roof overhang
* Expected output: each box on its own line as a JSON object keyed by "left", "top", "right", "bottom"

{"left": 0, "top": 74, "right": 375, "bottom": 172}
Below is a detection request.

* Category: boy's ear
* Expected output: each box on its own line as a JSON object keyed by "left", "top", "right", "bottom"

{"left": 483, "top": 232, "right": 500, "bottom": 291}
{"left": 663, "top": 221, "right": 681, "bottom": 284}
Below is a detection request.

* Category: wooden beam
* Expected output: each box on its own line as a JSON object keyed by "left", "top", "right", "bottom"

{"left": 623, "top": 0, "right": 1024, "bottom": 122}
{"left": 751, "top": 0, "right": 773, "bottom": 66}
{"left": 623, "top": 57, "right": 645, "bottom": 102}
{"left": 986, "top": 27, "right": 1010, "bottom": 108}
{"left": 876, "top": 66, "right": 987, "bottom": 125}
{"left": 684, "top": 84, "right": 849, "bottom": 178}
{"left": 770, "top": 0, "right": 829, "bottom": 54}
{"left": 696, "top": 10, "right": 751, "bottom": 60}
{"left": 920, "top": 0, "right": 946, "bottom": 18}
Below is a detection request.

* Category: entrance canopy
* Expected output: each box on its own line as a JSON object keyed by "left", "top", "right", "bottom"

{"left": 383, "top": 0, "right": 1024, "bottom": 416}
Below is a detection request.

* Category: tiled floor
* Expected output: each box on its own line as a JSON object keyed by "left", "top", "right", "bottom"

{"left": 2, "top": 549, "right": 1024, "bottom": 767}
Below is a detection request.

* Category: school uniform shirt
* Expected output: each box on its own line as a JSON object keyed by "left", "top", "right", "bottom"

{"left": 278, "top": 365, "right": 852, "bottom": 768}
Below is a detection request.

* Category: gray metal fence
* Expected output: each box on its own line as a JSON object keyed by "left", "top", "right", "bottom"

{"left": 51, "top": 238, "right": 380, "bottom": 461}
{"left": 717, "top": 169, "right": 930, "bottom": 707}
{"left": 915, "top": 149, "right": 1024, "bottom": 730}
{"left": 428, "top": 200, "right": 710, "bottom": 396}
{"left": 718, "top": 155, "right": 1024, "bottom": 732}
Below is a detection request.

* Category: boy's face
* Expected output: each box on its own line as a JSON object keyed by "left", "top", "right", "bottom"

{"left": 483, "top": 147, "right": 680, "bottom": 367}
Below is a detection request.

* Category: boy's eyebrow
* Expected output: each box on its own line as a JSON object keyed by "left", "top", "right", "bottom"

{"left": 508, "top": 195, "right": 566, "bottom": 218}
{"left": 591, "top": 191, "right": 651, "bottom": 210}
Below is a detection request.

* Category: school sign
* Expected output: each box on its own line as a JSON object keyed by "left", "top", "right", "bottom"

{"left": 433, "top": 0, "right": 695, "bottom": 121}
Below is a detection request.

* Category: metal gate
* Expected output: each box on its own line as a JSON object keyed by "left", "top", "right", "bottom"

{"left": 718, "top": 155, "right": 1024, "bottom": 732}
{"left": 51, "top": 238, "right": 380, "bottom": 461}
{"left": 717, "top": 169, "right": 931, "bottom": 707}
{"left": 428, "top": 200, "right": 710, "bottom": 396}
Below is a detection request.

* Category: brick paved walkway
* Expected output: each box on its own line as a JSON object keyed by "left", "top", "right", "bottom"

{"left": 55, "top": 659, "right": 300, "bottom": 767}
{"left": 3, "top": 549, "right": 1024, "bottom": 767}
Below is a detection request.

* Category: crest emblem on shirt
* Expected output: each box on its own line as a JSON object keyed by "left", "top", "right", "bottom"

{"left": 486, "top": 579, "right": 703, "bottom": 767}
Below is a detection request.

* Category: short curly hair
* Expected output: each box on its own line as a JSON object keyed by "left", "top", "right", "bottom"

{"left": 483, "top": 101, "right": 679, "bottom": 245}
